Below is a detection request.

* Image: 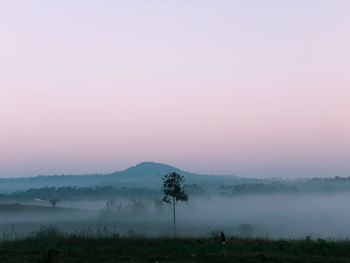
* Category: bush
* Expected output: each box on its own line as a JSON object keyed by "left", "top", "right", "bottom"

{"left": 33, "top": 225, "right": 62, "bottom": 240}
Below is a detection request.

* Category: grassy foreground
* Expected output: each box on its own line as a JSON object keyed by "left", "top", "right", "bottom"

{"left": 2, "top": 233, "right": 350, "bottom": 263}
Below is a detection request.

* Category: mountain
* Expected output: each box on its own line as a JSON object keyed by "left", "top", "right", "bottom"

{"left": 110, "top": 162, "right": 260, "bottom": 188}
{"left": 0, "top": 162, "right": 261, "bottom": 193}
{"left": 114, "top": 162, "right": 184, "bottom": 177}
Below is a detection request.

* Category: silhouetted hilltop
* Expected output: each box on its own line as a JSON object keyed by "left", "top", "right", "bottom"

{"left": 0, "top": 162, "right": 349, "bottom": 195}
{"left": 2, "top": 162, "right": 349, "bottom": 194}
{"left": 112, "top": 162, "right": 183, "bottom": 178}
{"left": 0, "top": 162, "right": 258, "bottom": 193}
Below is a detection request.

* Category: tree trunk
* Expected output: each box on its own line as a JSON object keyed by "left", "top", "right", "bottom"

{"left": 173, "top": 196, "right": 176, "bottom": 238}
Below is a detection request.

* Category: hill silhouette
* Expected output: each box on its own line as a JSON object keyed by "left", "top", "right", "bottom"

{"left": 114, "top": 162, "right": 183, "bottom": 177}
{"left": 0, "top": 162, "right": 261, "bottom": 193}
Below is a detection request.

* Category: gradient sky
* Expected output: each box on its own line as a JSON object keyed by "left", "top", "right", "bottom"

{"left": 0, "top": 1, "right": 349, "bottom": 178}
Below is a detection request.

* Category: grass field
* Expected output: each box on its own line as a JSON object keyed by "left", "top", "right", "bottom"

{"left": 2, "top": 229, "right": 350, "bottom": 263}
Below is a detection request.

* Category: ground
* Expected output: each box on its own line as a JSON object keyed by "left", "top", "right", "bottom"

{"left": 1, "top": 235, "right": 350, "bottom": 263}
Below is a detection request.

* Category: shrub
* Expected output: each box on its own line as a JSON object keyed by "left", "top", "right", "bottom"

{"left": 33, "top": 225, "right": 62, "bottom": 240}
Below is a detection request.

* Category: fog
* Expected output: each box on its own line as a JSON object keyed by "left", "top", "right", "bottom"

{"left": 1, "top": 193, "right": 350, "bottom": 240}
{"left": 180, "top": 194, "right": 350, "bottom": 238}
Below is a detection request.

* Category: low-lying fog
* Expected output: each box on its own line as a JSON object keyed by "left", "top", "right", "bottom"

{"left": 1, "top": 193, "right": 350, "bottom": 240}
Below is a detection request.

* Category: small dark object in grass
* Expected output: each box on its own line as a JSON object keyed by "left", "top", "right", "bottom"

{"left": 220, "top": 230, "right": 226, "bottom": 245}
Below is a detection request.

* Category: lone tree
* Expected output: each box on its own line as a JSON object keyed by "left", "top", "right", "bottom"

{"left": 49, "top": 197, "right": 59, "bottom": 208}
{"left": 162, "top": 172, "right": 188, "bottom": 237}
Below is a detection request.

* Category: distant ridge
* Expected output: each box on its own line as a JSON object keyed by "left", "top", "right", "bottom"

{"left": 116, "top": 162, "right": 183, "bottom": 176}
{"left": 0, "top": 162, "right": 260, "bottom": 193}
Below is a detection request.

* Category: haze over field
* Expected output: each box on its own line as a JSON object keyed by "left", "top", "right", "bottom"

{"left": 1, "top": 1, "right": 350, "bottom": 178}
{"left": 2, "top": 190, "right": 350, "bottom": 239}
{"left": 0, "top": 162, "right": 348, "bottom": 239}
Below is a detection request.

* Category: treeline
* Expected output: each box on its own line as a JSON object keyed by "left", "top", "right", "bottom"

{"left": 221, "top": 183, "right": 298, "bottom": 195}
{"left": 220, "top": 177, "right": 350, "bottom": 195}
{"left": 0, "top": 186, "right": 160, "bottom": 201}
{"left": 0, "top": 183, "right": 209, "bottom": 201}
{"left": 2, "top": 176, "right": 350, "bottom": 201}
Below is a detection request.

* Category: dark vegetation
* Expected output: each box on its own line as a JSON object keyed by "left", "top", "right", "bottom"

{"left": 220, "top": 177, "right": 350, "bottom": 195}
{"left": 1, "top": 228, "right": 350, "bottom": 263}
{"left": 0, "top": 186, "right": 160, "bottom": 201}
{"left": 3, "top": 178, "right": 350, "bottom": 204}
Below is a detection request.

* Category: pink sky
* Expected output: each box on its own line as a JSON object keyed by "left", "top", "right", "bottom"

{"left": 0, "top": 1, "right": 349, "bottom": 178}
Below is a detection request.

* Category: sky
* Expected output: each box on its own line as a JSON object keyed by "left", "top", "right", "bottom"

{"left": 0, "top": 0, "right": 349, "bottom": 178}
